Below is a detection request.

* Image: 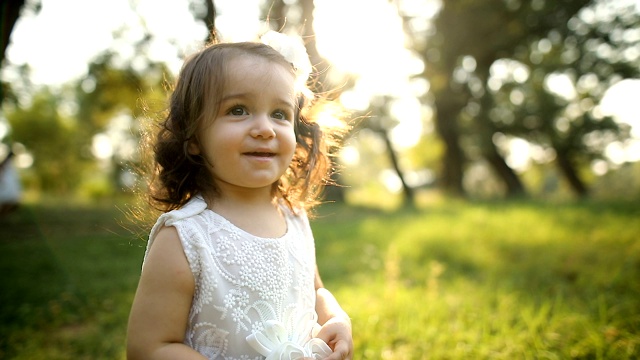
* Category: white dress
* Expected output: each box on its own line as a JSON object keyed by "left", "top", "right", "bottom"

{"left": 144, "top": 196, "right": 332, "bottom": 360}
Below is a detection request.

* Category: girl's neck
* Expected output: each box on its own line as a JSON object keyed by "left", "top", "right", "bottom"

{"left": 205, "top": 184, "right": 273, "bottom": 209}
{"left": 204, "top": 190, "right": 287, "bottom": 238}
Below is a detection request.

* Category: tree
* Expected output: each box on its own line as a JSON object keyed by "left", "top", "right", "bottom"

{"left": 0, "top": 0, "right": 28, "bottom": 105}
{"left": 6, "top": 88, "right": 87, "bottom": 193}
{"left": 190, "top": 0, "right": 217, "bottom": 43}
{"left": 73, "top": 44, "right": 172, "bottom": 192}
{"left": 368, "top": 96, "right": 416, "bottom": 207}
{"left": 397, "top": 0, "right": 637, "bottom": 198}
{"left": 0, "top": 0, "right": 26, "bottom": 68}
{"left": 482, "top": 1, "right": 640, "bottom": 197}
{"left": 1, "top": 1, "right": 213, "bottom": 196}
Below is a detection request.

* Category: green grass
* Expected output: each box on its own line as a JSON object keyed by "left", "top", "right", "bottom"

{"left": 0, "top": 202, "right": 144, "bottom": 360}
{"left": 1, "top": 199, "right": 639, "bottom": 359}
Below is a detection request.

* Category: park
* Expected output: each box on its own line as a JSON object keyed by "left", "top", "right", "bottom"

{"left": 1, "top": 0, "right": 639, "bottom": 359}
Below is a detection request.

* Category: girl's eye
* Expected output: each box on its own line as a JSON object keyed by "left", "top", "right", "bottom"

{"left": 272, "top": 110, "right": 290, "bottom": 121}
{"left": 229, "top": 106, "right": 248, "bottom": 116}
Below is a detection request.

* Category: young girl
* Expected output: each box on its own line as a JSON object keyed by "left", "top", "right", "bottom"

{"left": 127, "top": 31, "right": 353, "bottom": 360}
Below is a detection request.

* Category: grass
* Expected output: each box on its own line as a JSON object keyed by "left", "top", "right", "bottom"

{"left": 1, "top": 199, "right": 639, "bottom": 359}
{"left": 0, "top": 202, "right": 144, "bottom": 360}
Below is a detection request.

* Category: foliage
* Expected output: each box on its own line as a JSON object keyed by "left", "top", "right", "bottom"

{"left": 5, "top": 88, "right": 89, "bottom": 194}
{"left": 400, "top": 0, "right": 639, "bottom": 197}
{"left": 1, "top": 49, "right": 172, "bottom": 197}
{"left": 485, "top": 1, "right": 640, "bottom": 196}
{"left": 3, "top": 0, "right": 639, "bottom": 201}
{"left": 1, "top": 200, "right": 638, "bottom": 359}
{"left": 75, "top": 51, "right": 171, "bottom": 130}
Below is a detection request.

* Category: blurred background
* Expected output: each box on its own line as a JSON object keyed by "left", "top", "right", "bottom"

{"left": 2, "top": 0, "right": 639, "bottom": 208}
{"left": 1, "top": 1, "right": 640, "bottom": 359}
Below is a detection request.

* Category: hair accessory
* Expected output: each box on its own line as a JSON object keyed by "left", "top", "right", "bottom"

{"left": 261, "top": 31, "right": 313, "bottom": 92}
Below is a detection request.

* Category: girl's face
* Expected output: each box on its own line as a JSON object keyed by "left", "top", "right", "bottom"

{"left": 192, "top": 55, "right": 297, "bottom": 198}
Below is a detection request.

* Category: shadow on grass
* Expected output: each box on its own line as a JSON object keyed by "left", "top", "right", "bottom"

{"left": 0, "top": 202, "right": 144, "bottom": 359}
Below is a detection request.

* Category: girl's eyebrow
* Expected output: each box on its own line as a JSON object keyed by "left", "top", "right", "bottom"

{"left": 220, "top": 93, "right": 248, "bottom": 103}
{"left": 277, "top": 99, "right": 296, "bottom": 110}
{"left": 221, "top": 93, "right": 295, "bottom": 109}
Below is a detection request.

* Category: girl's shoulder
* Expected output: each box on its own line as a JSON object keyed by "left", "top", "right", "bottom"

{"left": 147, "top": 196, "right": 208, "bottom": 245}
{"left": 163, "top": 196, "right": 209, "bottom": 223}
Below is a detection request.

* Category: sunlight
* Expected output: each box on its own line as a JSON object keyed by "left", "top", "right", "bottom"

{"left": 92, "top": 133, "right": 113, "bottom": 160}
{"left": 601, "top": 79, "right": 640, "bottom": 138}
{"left": 600, "top": 79, "right": 640, "bottom": 163}
{"left": 544, "top": 73, "right": 577, "bottom": 101}
{"left": 314, "top": 0, "right": 405, "bottom": 77}
{"left": 315, "top": 103, "right": 350, "bottom": 134}
{"left": 488, "top": 59, "right": 530, "bottom": 91}
{"left": 5, "top": 0, "right": 207, "bottom": 85}
{"left": 7, "top": 0, "right": 134, "bottom": 84}
{"left": 379, "top": 169, "right": 403, "bottom": 194}
{"left": 505, "top": 137, "right": 533, "bottom": 172}
{"left": 313, "top": 0, "right": 426, "bottom": 90}
{"left": 313, "top": 0, "right": 426, "bottom": 148}
{"left": 0, "top": 119, "right": 8, "bottom": 139}
{"left": 389, "top": 97, "right": 423, "bottom": 149}
{"left": 340, "top": 146, "right": 360, "bottom": 166}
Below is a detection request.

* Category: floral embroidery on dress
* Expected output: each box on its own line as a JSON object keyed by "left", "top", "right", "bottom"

{"left": 189, "top": 323, "right": 229, "bottom": 358}
{"left": 217, "top": 234, "right": 240, "bottom": 265}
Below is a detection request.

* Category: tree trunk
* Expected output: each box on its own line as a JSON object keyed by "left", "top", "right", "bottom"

{"left": 433, "top": 96, "right": 466, "bottom": 197}
{"left": 484, "top": 148, "right": 527, "bottom": 197}
{"left": 474, "top": 69, "right": 527, "bottom": 198}
{"left": 0, "top": 0, "right": 24, "bottom": 64}
{"left": 555, "top": 150, "right": 589, "bottom": 197}
{"left": 202, "top": 0, "right": 217, "bottom": 43}
{"left": 299, "top": 0, "right": 329, "bottom": 94}
{"left": 380, "top": 129, "right": 415, "bottom": 208}
{"left": 267, "top": 0, "right": 286, "bottom": 31}
{"left": 1, "top": 0, "right": 25, "bottom": 105}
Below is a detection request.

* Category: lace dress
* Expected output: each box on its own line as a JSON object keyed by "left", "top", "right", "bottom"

{"left": 144, "top": 196, "right": 332, "bottom": 359}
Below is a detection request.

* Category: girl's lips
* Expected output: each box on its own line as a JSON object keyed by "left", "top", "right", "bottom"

{"left": 244, "top": 152, "right": 276, "bottom": 157}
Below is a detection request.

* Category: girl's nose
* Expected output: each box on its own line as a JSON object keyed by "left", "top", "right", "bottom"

{"left": 250, "top": 114, "right": 276, "bottom": 139}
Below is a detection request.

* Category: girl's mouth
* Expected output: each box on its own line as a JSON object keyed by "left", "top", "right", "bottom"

{"left": 244, "top": 152, "right": 276, "bottom": 157}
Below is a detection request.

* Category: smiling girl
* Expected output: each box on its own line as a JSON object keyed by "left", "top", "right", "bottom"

{"left": 126, "top": 32, "right": 352, "bottom": 360}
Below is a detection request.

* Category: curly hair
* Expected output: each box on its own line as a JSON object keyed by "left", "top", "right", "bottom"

{"left": 146, "top": 41, "right": 344, "bottom": 213}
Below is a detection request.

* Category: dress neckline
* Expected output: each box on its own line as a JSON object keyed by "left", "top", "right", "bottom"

{"left": 204, "top": 207, "right": 290, "bottom": 241}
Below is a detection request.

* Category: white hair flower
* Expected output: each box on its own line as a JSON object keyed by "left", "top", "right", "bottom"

{"left": 261, "top": 31, "right": 313, "bottom": 92}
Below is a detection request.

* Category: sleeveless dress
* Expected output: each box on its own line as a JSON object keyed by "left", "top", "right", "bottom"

{"left": 144, "top": 196, "right": 332, "bottom": 359}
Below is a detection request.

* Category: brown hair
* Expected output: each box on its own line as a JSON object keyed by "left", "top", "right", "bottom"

{"left": 145, "top": 41, "right": 345, "bottom": 214}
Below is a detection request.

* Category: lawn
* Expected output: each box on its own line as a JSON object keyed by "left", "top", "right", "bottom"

{"left": 1, "top": 199, "right": 639, "bottom": 359}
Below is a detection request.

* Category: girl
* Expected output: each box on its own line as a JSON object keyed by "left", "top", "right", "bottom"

{"left": 127, "top": 31, "right": 353, "bottom": 360}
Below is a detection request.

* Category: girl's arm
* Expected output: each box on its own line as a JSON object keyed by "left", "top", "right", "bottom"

{"left": 314, "top": 267, "right": 353, "bottom": 360}
{"left": 127, "top": 226, "right": 206, "bottom": 360}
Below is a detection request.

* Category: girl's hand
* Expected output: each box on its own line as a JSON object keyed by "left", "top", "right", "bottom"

{"left": 315, "top": 315, "right": 353, "bottom": 360}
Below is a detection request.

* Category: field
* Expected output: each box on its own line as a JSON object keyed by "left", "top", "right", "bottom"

{"left": 1, "top": 199, "right": 639, "bottom": 359}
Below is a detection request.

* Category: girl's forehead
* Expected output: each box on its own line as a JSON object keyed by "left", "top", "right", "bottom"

{"left": 222, "top": 56, "right": 297, "bottom": 98}
{"left": 225, "top": 54, "right": 294, "bottom": 78}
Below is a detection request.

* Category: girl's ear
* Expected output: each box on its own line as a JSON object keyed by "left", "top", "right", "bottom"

{"left": 187, "top": 140, "right": 200, "bottom": 155}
